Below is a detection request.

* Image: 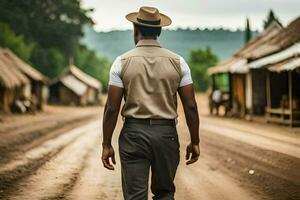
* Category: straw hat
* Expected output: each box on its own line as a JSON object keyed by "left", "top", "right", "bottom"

{"left": 126, "top": 6, "right": 172, "bottom": 27}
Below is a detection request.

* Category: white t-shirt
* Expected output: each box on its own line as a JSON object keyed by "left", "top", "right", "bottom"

{"left": 109, "top": 56, "right": 193, "bottom": 88}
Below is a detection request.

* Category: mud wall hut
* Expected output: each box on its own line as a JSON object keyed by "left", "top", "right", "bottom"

{"left": 49, "top": 65, "right": 102, "bottom": 106}
{"left": 0, "top": 48, "right": 47, "bottom": 113}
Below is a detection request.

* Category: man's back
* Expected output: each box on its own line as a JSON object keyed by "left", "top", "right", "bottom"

{"left": 110, "top": 39, "right": 192, "bottom": 119}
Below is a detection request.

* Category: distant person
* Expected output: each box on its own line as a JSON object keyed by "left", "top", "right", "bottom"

{"left": 212, "top": 88, "right": 222, "bottom": 115}
{"left": 101, "top": 6, "right": 200, "bottom": 200}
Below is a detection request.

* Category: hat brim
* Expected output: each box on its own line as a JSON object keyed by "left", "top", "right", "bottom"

{"left": 126, "top": 12, "right": 172, "bottom": 27}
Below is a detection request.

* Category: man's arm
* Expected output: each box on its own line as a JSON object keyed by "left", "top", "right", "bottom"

{"left": 178, "top": 84, "right": 200, "bottom": 165}
{"left": 101, "top": 85, "right": 123, "bottom": 170}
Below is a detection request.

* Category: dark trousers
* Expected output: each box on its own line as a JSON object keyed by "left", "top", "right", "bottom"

{"left": 119, "top": 122, "right": 180, "bottom": 200}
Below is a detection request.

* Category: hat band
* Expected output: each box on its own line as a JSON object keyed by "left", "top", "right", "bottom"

{"left": 137, "top": 17, "right": 161, "bottom": 25}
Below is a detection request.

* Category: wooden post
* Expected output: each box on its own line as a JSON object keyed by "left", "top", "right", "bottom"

{"left": 289, "top": 71, "right": 293, "bottom": 127}
{"left": 249, "top": 70, "right": 253, "bottom": 117}
{"left": 245, "top": 72, "right": 253, "bottom": 118}
{"left": 229, "top": 73, "right": 232, "bottom": 109}
{"left": 242, "top": 74, "right": 246, "bottom": 117}
{"left": 212, "top": 74, "right": 216, "bottom": 90}
{"left": 266, "top": 71, "right": 271, "bottom": 122}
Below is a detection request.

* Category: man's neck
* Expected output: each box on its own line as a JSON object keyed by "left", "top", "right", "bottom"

{"left": 138, "top": 36, "right": 157, "bottom": 42}
{"left": 142, "top": 36, "right": 157, "bottom": 39}
{"left": 135, "top": 36, "right": 157, "bottom": 45}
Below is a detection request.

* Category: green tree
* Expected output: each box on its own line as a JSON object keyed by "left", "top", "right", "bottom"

{"left": 263, "top": 9, "right": 282, "bottom": 29}
{"left": 188, "top": 47, "right": 218, "bottom": 91}
{"left": 31, "top": 47, "right": 66, "bottom": 78}
{"left": 0, "top": 21, "right": 34, "bottom": 62}
{"left": 0, "top": 0, "right": 94, "bottom": 77}
{"left": 245, "top": 17, "right": 252, "bottom": 44}
{"left": 0, "top": 0, "right": 93, "bottom": 57}
{"left": 74, "top": 45, "right": 111, "bottom": 92}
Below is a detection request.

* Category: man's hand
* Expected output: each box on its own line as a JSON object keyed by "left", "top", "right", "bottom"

{"left": 101, "top": 144, "right": 116, "bottom": 170}
{"left": 186, "top": 143, "right": 200, "bottom": 165}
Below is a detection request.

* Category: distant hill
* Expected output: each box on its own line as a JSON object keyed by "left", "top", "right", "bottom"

{"left": 82, "top": 27, "right": 256, "bottom": 62}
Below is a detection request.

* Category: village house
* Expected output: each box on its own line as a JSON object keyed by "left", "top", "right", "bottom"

{"left": 208, "top": 21, "right": 283, "bottom": 117}
{"left": 247, "top": 17, "right": 300, "bottom": 126}
{"left": 49, "top": 65, "right": 102, "bottom": 106}
{"left": 0, "top": 48, "right": 47, "bottom": 113}
{"left": 208, "top": 16, "right": 300, "bottom": 126}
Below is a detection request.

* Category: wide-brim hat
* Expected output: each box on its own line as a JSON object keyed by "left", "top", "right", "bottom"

{"left": 126, "top": 6, "right": 172, "bottom": 27}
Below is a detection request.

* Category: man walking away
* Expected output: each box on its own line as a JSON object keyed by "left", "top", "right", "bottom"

{"left": 101, "top": 6, "right": 200, "bottom": 200}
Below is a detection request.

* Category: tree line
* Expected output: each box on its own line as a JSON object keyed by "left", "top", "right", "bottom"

{"left": 0, "top": 0, "right": 111, "bottom": 91}
{"left": 188, "top": 9, "right": 282, "bottom": 92}
{"left": 0, "top": 1, "right": 281, "bottom": 93}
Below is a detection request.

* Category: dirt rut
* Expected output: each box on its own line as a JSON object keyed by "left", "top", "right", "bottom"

{"left": 0, "top": 111, "right": 299, "bottom": 200}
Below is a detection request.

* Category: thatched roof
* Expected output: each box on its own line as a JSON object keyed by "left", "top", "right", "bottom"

{"left": 68, "top": 65, "right": 101, "bottom": 89}
{"left": 207, "top": 57, "right": 235, "bottom": 75}
{"left": 268, "top": 56, "right": 300, "bottom": 72}
{"left": 61, "top": 75, "right": 88, "bottom": 96}
{"left": 208, "top": 17, "right": 300, "bottom": 75}
{"left": 208, "top": 21, "right": 283, "bottom": 75}
{"left": 249, "top": 16, "right": 300, "bottom": 59}
{"left": 208, "top": 56, "right": 251, "bottom": 75}
{"left": 249, "top": 43, "right": 300, "bottom": 69}
{"left": 269, "top": 17, "right": 300, "bottom": 51}
{"left": 0, "top": 48, "right": 29, "bottom": 89}
{"left": 248, "top": 16, "right": 300, "bottom": 70}
{"left": 235, "top": 21, "right": 283, "bottom": 60}
{"left": 0, "top": 47, "right": 47, "bottom": 89}
{"left": 1, "top": 49, "right": 47, "bottom": 82}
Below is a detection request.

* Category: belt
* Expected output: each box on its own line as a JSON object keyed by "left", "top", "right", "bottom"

{"left": 124, "top": 118, "right": 177, "bottom": 126}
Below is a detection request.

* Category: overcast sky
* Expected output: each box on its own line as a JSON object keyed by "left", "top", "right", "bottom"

{"left": 82, "top": 0, "right": 300, "bottom": 32}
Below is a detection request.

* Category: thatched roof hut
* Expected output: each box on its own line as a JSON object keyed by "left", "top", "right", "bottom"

{"left": 0, "top": 49, "right": 29, "bottom": 89}
{"left": 0, "top": 48, "right": 47, "bottom": 113}
{"left": 68, "top": 65, "right": 101, "bottom": 90}
{"left": 49, "top": 65, "right": 102, "bottom": 106}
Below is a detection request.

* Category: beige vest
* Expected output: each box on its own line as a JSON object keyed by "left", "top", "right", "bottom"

{"left": 120, "top": 39, "right": 182, "bottom": 119}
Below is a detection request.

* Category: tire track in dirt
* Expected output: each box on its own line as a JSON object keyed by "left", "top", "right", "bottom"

{"left": 200, "top": 130, "right": 300, "bottom": 200}
{"left": 68, "top": 141, "right": 122, "bottom": 200}
{"left": 203, "top": 133, "right": 300, "bottom": 184}
{"left": 174, "top": 128, "right": 257, "bottom": 200}
{"left": 178, "top": 114, "right": 300, "bottom": 200}
{"left": 176, "top": 158, "right": 257, "bottom": 200}
{"left": 0, "top": 113, "right": 98, "bottom": 164}
{"left": 201, "top": 122, "right": 300, "bottom": 159}
{"left": 0, "top": 111, "right": 92, "bottom": 134}
{"left": 0, "top": 121, "right": 99, "bottom": 200}
{"left": 44, "top": 136, "right": 98, "bottom": 200}
{"left": 6, "top": 122, "right": 100, "bottom": 200}
{"left": 0, "top": 108, "right": 99, "bottom": 133}
{"left": 68, "top": 119, "right": 123, "bottom": 200}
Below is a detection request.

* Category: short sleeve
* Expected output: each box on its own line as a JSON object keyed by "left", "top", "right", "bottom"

{"left": 109, "top": 56, "right": 124, "bottom": 88}
{"left": 179, "top": 56, "right": 193, "bottom": 87}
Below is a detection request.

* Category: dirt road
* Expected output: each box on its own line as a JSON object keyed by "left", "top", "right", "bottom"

{"left": 0, "top": 101, "right": 299, "bottom": 200}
